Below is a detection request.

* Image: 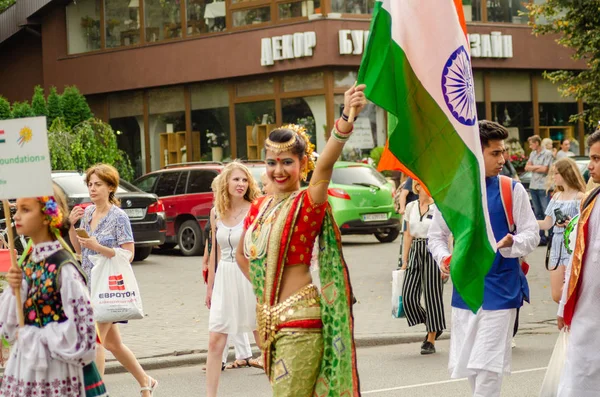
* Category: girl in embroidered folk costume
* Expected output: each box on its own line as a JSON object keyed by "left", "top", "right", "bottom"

{"left": 236, "top": 84, "right": 367, "bottom": 396}
{"left": 0, "top": 186, "right": 107, "bottom": 397}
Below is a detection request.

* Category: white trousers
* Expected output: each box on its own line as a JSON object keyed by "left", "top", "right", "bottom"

{"left": 222, "top": 333, "right": 252, "bottom": 363}
{"left": 468, "top": 370, "right": 502, "bottom": 397}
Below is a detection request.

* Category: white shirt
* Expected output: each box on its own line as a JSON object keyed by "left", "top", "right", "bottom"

{"left": 405, "top": 200, "right": 436, "bottom": 239}
{"left": 428, "top": 182, "right": 539, "bottom": 270}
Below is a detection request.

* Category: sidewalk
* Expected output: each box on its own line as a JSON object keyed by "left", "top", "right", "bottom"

{"left": 1, "top": 239, "right": 559, "bottom": 375}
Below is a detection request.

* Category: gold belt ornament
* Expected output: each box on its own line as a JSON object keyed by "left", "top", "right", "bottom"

{"left": 257, "top": 284, "right": 321, "bottom": 349}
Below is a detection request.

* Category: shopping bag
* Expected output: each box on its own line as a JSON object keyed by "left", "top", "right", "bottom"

{"left": 391, "top": 269, "right": 406, "bottom": 318}
{"left": 90, "top": 248, "right": 144, "bottom": 323}
{"left": 539, "top": 329, "right": 569, "bottom": 397}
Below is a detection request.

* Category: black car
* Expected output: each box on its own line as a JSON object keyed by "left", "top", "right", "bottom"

{"left": 52, "top": 171, "right": 166, "bottom": 261}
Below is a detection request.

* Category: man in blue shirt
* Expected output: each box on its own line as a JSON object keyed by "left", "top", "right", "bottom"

{"left": 428, "top": 121, "right": 539, "bottom": 397}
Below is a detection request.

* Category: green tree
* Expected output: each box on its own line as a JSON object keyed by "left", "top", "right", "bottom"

{"left": 61, "top": 86, "right": 92, "bottom": 129}
{"left": 0, "top": 96, "right": 11, "bottom": 119}
{"left": 31, "top": 85, "right": 48, "bottom": 118}
{"left": 48, "top": 118, "right": 134, "bottom": 180}
{"left": 47, "top": 86, "right": 63, "bottom": 127}
{"left": 0, "top": 0, "right": 15, "bottom": 13}
{"left": 11, "top": 101, "right": 35, "bottom": 118}
{"left": 526, "top": 1, "right": 600, "bottom": 127}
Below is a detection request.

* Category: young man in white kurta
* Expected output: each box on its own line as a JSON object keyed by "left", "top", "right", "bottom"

{"left": 428, "top": 121, "right": 539, "bottom": 397}
{"left": 557, "top": 131, "right": 600, "bottom": 397}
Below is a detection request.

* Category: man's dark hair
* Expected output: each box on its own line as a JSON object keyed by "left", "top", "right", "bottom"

{"left": 587, "top": 129, "right": 600, "bottom": 148}
{"left": 478, "top": 120, "right": 509, "bottom": 148}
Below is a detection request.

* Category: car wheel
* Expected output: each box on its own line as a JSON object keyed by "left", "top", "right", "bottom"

{"left": 178, "top": 220, "right": 204, "bottom": 256}
{"left": 133, "top": 247, "right": 153, "bottom": 262}
{"left": 374, "top": 229, "right": 400, "bottom": 243}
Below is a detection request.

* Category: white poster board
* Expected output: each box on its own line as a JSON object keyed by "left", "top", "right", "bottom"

{"left": 347, "top": 117, "right": 375, "bottom": 149}
{"left": 0, "top": 117, "right": 53, "bottom": 199}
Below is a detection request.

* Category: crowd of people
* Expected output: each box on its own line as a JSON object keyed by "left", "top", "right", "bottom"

{"left": 0, "top": 79, "right": 599, "bottom": 397}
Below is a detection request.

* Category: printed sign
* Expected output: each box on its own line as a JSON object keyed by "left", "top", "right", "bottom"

{"left": 348, "top": 117, "right": 375, "bottom": 149}
{"left": 0, "top": 117, "right": 53, "bottom": 199}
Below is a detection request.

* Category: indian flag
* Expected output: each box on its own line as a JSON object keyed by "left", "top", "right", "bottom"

{"left": 357, "top": 0, "right": 496, "bottom": 312}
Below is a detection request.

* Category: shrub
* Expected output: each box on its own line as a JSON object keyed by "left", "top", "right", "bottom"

{"left": 0, "top": 96, "right": 11, "bottom": 120}
{"left": 31, "top": 85, "right": 48, "bottom": 118}
{"left": 11, "top": 101, "right": 35, "bottom": 118}
{"left": 47, "top": 86, "right": 63, "bottom": 126}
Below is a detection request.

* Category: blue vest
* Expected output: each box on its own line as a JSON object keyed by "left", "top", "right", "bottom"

{"left": 451, "top": 176, "right": 530, "bottom": 310}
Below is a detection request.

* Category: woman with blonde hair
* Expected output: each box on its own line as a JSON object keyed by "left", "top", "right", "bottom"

{"left": 538, "top": 157, "right": 586, "bottom": 302}
{"left": 205, "top": 161, "right": 262, "bottom": 397}
{"left": 69, "top": 164, "right": 157, "bottom": 396}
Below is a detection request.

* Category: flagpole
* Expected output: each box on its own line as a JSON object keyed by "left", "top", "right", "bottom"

{"left": 347, "top": 107, "right": 357, "bottom": 124}
{"left": 2, "top": 200, "right": 24, "bottom": 327}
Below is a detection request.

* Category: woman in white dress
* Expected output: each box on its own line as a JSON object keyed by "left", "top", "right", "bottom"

{"left": 204, "top": 162, "right": 262, "bottom": 397}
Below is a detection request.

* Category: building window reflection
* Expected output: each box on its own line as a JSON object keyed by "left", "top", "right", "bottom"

{"left": 66, "top": 0, "right": 102, "bottom": 54}
{"left": 187, "top": 0, "right": 226, "bottom": 34}
{"left": 463, "top": 0, "right": 482, "bottom": 22}
{"left": 232, "top": 6, "right": 271, "bottom": 27}
{"left": 330, "top": 0, "right": 375, "bottom": 14}
{"left": 148, "top": 86, "right": 186, "bottom": 170}
{"left": 487, "top": 0, "right": 528, "bottom": 24}
{"left": 109, "top": 91, "right": 145, "bottom": 177}
{"left": 105, "top": 0, "right": 141, "bottom": 48}
{"left": 144, "top": 0, "right": 182, "bottom": 42}
{"left": 235, "top": 101, "right": 275, "bottom": 159}
{"left": 278, "top": 0, "right": 321, "bottom": 19}
{"left": 191, "top": 82, "right": 231, "bottom": 161}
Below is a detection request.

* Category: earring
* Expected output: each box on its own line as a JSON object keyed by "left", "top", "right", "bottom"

{"left": 301, "top": 167, "right": 308, "bottom": 182}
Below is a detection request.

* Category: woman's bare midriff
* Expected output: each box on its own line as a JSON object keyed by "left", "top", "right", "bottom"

{"left": 278, "top": 264, "right": 313, "bottom": 302}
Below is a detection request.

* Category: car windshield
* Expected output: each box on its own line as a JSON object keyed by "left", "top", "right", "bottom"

{"left": 53, "top": 174, "right": 130, "bottom": 195}
{"left": 332, "top": 166, "right": 387, "bottom": 187}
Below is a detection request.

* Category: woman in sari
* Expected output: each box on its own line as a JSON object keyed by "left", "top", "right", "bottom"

{"left": 236, "top": 84, "right": 366, "bottom": 396}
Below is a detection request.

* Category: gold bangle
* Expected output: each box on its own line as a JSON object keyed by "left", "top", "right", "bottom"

{"left": 309, "top": 179, "right": 330, "bottom": 187}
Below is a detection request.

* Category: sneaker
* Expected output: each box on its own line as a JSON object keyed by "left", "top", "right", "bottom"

{"left": 511, "top": 338, "right": 516, "bottom": 349}
{"left": 421, "top": 341, "right": 436, "bottom": 355}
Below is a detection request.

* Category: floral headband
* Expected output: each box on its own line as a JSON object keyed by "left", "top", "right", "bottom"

{"left": 38, "top": 196, "right": 63, "bottom": 234}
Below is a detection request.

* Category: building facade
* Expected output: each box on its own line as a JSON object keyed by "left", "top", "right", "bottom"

{"left": 0, "top": 0, "right": 587, "bottom": 177}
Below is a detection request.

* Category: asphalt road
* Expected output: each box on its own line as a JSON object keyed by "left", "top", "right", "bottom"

{"left": 105, "top": 332, "right": 558, "bottom": 396}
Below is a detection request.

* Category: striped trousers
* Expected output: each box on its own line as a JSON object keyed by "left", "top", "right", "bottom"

{"left": 401, "top": 238, "right": 446, "bottom": 332}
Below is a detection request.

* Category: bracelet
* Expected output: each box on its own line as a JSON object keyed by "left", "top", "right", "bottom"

{"left": 335, "top": 118, "right": 354, "bottom": 135}
{"left": 331, "top": 129, "right": 350, "bottom": 143}
{"left": 309, "top": 179, "right": 330, "bottom": 187}
{"left": 341, "top": 112, "right": 349, "bottom": 122}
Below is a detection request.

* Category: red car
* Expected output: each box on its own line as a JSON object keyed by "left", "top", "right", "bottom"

{"left": 132, "top": 161, "right": 266, "bottom": 256}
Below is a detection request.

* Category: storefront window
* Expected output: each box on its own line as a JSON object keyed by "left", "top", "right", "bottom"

{"left": 282, "top": 72, "right": 324, "bottom": 92}
{"left": 278, "top": 0, "right": 321, "bottom": 19}
{"left": 487, "top": 0, "right": 528, "bottom": 24}
{"left": 191, "top": 82, "right": 231, "bottom": 161}
{"left": 148, "top": 86, "right": 186, "bottom": 170}
{"left": 109, "top": 91, "right": 145, "bottom": 177}
{"left": 144, "top": 0, "right": 182, "bottom": 42}
{"left": 187, "top": 0, "right": 225, "bottom": 34}
{"left": 66, "top": 0, "right": 101, "bottom": 54}
{"left": 492, "top": 102, "right": 533, "bottom": 143}
{"left": 331, "top": 0, "right": 375, "bottom": 14}
{"left": 232, "top": 6, "right": 271, "bottom": 27}
{"left": 282, "top": 96, "right": 325, "bottom": 148}
{"left": 234, "top": 101, "right": 275, "bottom": 159}
{"left": 490, "top": 72, "right": 532, "bottom": 142}
{"left": 334, "top": 70, "right": 358, "bottom": 88}
{"left": 334, "top": 95, "right": 385, "bottom": 158}
{"left": 463, "top": 0, "right": 482, "bottom": 22}
{"left": 236, "top": 77, "right": 274, "bottom": 97}
{"left": 105, "top": 0, "right": 141, "bottom": 48}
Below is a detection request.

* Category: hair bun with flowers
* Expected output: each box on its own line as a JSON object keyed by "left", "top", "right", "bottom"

{"left": 280, "top": 124, "right": 316, "bottom": 174}
{"left": 38, "top": 196, "right": 63, "bottom": 235}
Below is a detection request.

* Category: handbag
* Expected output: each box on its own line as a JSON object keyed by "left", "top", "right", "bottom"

{"left": 391, "top": 269, "right": 406, "bottom": 318}
{"left": 90, "top": 248, "right": 144, "bottom": 323}
{"left": 539, "top": 329, "right": 569, "bottom": 397}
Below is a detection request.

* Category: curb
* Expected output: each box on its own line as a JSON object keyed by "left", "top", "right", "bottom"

{"left": 0, "top": 325, "right": 558, "bottom": 376}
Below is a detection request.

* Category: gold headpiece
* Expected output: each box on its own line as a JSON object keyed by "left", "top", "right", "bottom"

{"left": 265, "top": 124, "right": 316, "bottom": 180}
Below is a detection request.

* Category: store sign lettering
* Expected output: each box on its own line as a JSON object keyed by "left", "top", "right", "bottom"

{"left": 467, "top": 32, "right": 513, "bottom": 58}
{"left": 338, "top": 30, "right": 370, "bottom": 55}
{"left": 261, "top": 32, "right": 317, "bottom": 66}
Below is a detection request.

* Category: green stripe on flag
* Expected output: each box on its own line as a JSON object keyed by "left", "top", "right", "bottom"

{"left": 358, "top": 1, "right": 495, "bottom": 312}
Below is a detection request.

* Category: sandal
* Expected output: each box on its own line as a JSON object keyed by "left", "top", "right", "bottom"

{"left": 225, "top": 359, "right": 251, "bottom": 370}
{"left": 248, "top": 356, "right": 264, "bottom": 370}
{"left": 140, "top": 376, "right": 158, "bottom": 396}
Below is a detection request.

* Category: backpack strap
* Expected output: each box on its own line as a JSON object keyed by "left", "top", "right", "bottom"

{"left": 583, "top": 186, "right": 600, "bottom": 211}
{"left": 499, "top": 175, "right": 515, "bottom": 233}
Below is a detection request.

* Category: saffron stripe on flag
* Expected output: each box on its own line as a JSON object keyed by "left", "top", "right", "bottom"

{"left": 0, "top": 129, "right": 4, "bottom": 143}
{"left": 357, "top": 0, "right": 496, "bottom": 312}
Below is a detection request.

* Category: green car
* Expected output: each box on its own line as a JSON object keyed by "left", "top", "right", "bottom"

{"left": 328, "top": 162, "right": 400, "bottom": 243}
